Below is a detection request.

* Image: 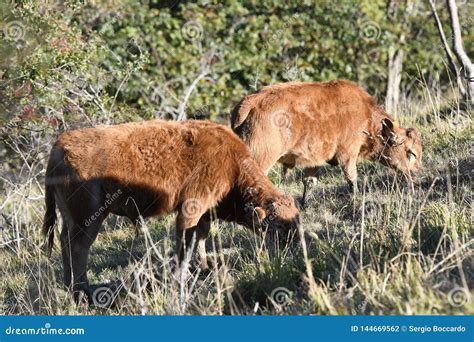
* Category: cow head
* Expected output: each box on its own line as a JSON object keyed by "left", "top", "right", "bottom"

{"left": 245, "top": 194, "right": 299, "bottom": 240}
{"left": 378, "top": 118, "right": 422, "bottom": 177}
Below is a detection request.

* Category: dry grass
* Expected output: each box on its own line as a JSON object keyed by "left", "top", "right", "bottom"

{"left": 0, "top": 96, "right": 472, "bottom": 315}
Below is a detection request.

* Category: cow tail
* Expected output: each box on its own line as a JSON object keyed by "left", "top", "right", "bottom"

{"left": 42, "top": 169, "right": 57, "bottom": 257}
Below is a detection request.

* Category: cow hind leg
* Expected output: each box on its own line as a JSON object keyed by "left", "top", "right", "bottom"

{"left": 302, "top": 167, "right": 319, "bottom": 207}
{"left": 57, "top": 181, "right": 106, "bottom": 304}
{"left": 71, "top": 223, "right": 102, "bottom": 304}
{"left": 61, "top": 219, "right": 102, "bottom": 304}
{"left": 60, "top": 222, "right": 72, "bottom": 289}
{"left": 196, "top": 218, "right": 211, "bottom": 270}
{"left": 57, "top": 199, "right": 77, "bottom": 296}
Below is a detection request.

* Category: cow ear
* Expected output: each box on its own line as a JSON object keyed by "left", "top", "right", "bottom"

{"left": 253, "top": 207, "right": 267, "bottom": 223}
{"left": 381, "top": 118, "right": 398, "bottom": 145}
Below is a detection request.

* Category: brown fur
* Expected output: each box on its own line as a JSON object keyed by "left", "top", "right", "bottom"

{"left": 231, "top": 80, "right": 422, "bottom": 204}
{"left": 42, "top": 119, "right": 299, "bottom": 302}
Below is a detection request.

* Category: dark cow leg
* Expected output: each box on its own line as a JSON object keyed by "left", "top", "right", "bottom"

{"left": 175, "top": 225, "right": 197, "bottom": 267}
{"left": 281, "top": 164, "right": 290, "bottom": 183}
{"left": 60, "top": 220, "right": 102, "bottom": 305}
{"left": 58, "top": 204, "right": 78, "bottom": 297}
{"left": 174, "top": 215, "right": 213, "bottom": 271}
{"left": 60, "top": 222, "right": 72, "bottom": 289}
{"left": 57, "top": 181, "right": 106, "bottom": 305}
{"left": 302, "top": 167, "right": 319, "bottom": 208}
{"left": 70, "top": 222, "right": 101, "bottom": 304}
{"left": 196, "top": 218, "right": 211, "bottom": 270}
{"left": 175, "top": 201, "right": 208, "bottom": 267}
{"left": 175, "top": 220, "right": 211, "bottom": 271}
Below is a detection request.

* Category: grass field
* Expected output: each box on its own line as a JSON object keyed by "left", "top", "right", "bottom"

{"left": 0, "top": 97, "right": 472, "bottom": 315}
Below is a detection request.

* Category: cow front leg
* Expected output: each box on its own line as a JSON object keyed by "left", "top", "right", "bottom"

{"left": 196, "top": 217, "right": 211, "bottom": 270}
{"left": 175, "top": 224, "right": 197, "bottom": 267}
{"left": 66, "top": 222, "right": 101, "bottom": 305}
{"left": 342, "top": 158, "right": 358, "bottom": 194}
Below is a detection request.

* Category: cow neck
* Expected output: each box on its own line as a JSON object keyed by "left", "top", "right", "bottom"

{"left": 236, "top": 158, "right": 280, "bottom": 208}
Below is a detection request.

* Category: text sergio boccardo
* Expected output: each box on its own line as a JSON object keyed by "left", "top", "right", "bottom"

{"left": 350, "top": 325, "right": 466, "bottom": 333}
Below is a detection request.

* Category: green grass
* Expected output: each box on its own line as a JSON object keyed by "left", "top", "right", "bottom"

{"left": 0, "top": 105, "right": 472, "bottom": 315}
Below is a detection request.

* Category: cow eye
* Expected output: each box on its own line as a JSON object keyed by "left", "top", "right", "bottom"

{"left": 407, "top": 150, "right": 417, "bottom": 159}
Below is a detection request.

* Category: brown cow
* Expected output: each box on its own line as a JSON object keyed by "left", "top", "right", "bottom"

{"left": 42, "top": 119, "right": 299, "bottom": 303}
{"left": 231, "top": 80, "right": 422, "bottom": 205}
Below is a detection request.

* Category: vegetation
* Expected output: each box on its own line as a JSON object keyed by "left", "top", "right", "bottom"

{"left": 0, "top": 0, "right": 472, "bottom": 315}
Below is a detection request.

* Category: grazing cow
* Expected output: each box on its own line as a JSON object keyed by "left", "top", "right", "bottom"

{"left": 42, "top": 120, "right": 299, "bottom": 303}
{"left": 231, "top": 80, "right": 422, "bottom": 206}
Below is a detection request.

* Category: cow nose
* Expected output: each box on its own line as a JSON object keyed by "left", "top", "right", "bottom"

{"left": 412, "top": 163, "right": 421, "bottom": 173}
{"left": 291, "top": 215, "right": 300, "bottom": 228}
